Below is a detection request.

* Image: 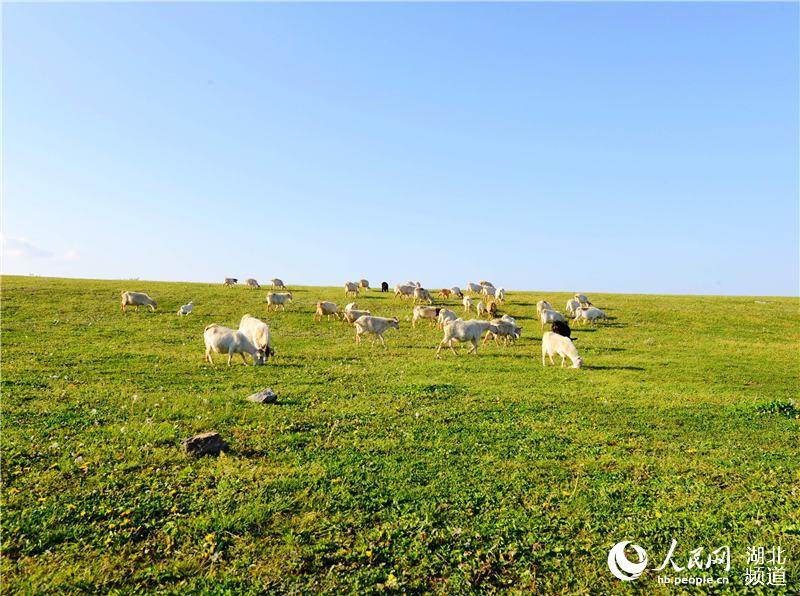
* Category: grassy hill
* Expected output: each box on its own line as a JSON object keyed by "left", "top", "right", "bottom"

{"left": 2, "top": 275, "right": 798, "bottom": 593}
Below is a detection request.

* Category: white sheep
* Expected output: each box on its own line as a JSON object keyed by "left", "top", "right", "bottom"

{"left": 120, "top": 291, "right": 157, "bottom": 312}
{"left": 359, "top": 279, "right": 370, "bottom": 289}
{"left": 574, "top": 306, "right": 607, "bottom": 325}
{"left": 223, "top": 277, "right": 238, "bottom": 287}
{"left": 203, "top": 324, "right": 262, "bottom": 366}
{"left": 536, "top": 300, "right": 553, "bottom": 318}
{"left": 462, "top": 295, "right": 473, "bottom": 313}
{"left": 177, "top": 301, "right": 194, "bottom": 316}
{"left": 540, "top": 308, "right": 567, "bottom": 329}
{"left": 476, "top": 301, "right": 487, "bottom": 317}
{"left": 344, "top": 281, "right": 360, "bottom": 297}
{"left": 353, "top": 315, "right": 400, "bottom": 349}
{"left": 394, "top": 284, "right": 416, "bottom": 299}
{"left": 314, "top": 301, "right": 341, "bottom": 321}
{"left": 342, "top": 308, "right": 371, "bottom": 324}
{"left": 266, "top": 292, "right": 293, "bottom": 311}
{"left": 495, "top": 287, "right": 506, "bottom": 303}
{"left": 482, "top": 318, "right": 522, "bottom": 346}
{"left": 465, "top": 282, "right": 483, "bottom": 294}
{"left": 479, "top": 280, "right": 494, "bottom": 288}
{"left": 437, "top": 308, "right": 458, "bottom": 328}
{"left": 271, "top": 278, "right": 286, "bottom": 288}
{"left": 436, "top": 319, "right": 500, "bottom": 357}
{"left": 245, "top": 278, "right": 260, "bottom": 289}
{"left": 239, "top": 314, "right": 274, "bottom": 362}
{"left": 574, "top": 293, "right": 593, "bottom": 307}
{"left": 541, "top": 331, "right": 583, "bottom": 368}
{"left": 481, "top": 285, "right": 497, "bottom": 299}
{"left": 412, "top": 305, "right": 439, "bottom": 328}
{"left": 565, "top": 298, "right": 581, "bottom": 316}
{"left": 450, "top": 286, "right": 463, "bottom": 298}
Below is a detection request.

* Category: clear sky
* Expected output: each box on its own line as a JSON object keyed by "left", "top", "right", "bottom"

{"left": 3, "top": 2, "right": 798, "bottom": 295}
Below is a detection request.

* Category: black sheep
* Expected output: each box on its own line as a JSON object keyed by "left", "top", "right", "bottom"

{"left": 381, "top": 281, "right": 389, "bottom": 292}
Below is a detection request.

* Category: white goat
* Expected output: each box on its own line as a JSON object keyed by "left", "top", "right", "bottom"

{"left": 344, "top": 281, "right": 360, "bottom": 297}
{"left": 476, "top": 301, "right": 487, "bottom": 317}
{"left": 536, "top": 300, "right": 553, "bottom": 318}
{"left": 436, "top": 319, "right": 500, "bottom": 357}
{"left": 394, "top": 284, "right": 416, "bottom": 299}
{"left": 495, "top": 287, "right": 506, "bottom": 303}
{"left": 359, "top": 279, "right": 370, "bottom": 289}
{"left": 354, "top": 315, "right": 400, "bottom": 349}
{"left": 177, "top": 301, "right": 194, "bottom": 316}
{"left": 450, "top": 286, "right": 464, "bottom": 298}
{"left": 120, "top": 291, "right": 157, "bottom": 312}
{"left": 203, "top": 324, "right": 262, "bottom": 366}
{"left": 271, "top": 278, "right": 285, "bottom": 288}
{"left": 239, "top": 314, "right": 274, "bottom": 362}
{"left": 575, "top": 293, "right": 593, "bottom": 307}
{"left": 413, "top": 287, "right": 434, "bottom": 304}
{"left": 223, "top": 278, "right": 238, "bottom": 287}
{"left": 266, "top": 292, "right": 293, "bottom": 311}
{"left": 465, "top": 282, "right": 483, "bottom": 294}
{"left": 463, "top": 295, "right": 473, "bottom": 313}
{"left": 541, "top": 331, "right": 583, "bottom": 368}
{"left": 540, "top": 309, "right": 567, "bottom": 329}
{"left": 574, "top": 306, "right": 607, "bottom": 324}
{"left": 483, "top": 318, "right": 522, "bottom": 346}
{"left": 315, "top": 301, "right": 341, "bottom": 321}
{"left": 412, "top": 305, "right": 439, "bottom": 328}
{"left": 437, "top": 308, "right": 458, "bottom": 328}
{"left": 245, "top": 278, "right": 260, "bottom": 289}
{"left": 565, "top": 299, "right": 581, "bottom": 316}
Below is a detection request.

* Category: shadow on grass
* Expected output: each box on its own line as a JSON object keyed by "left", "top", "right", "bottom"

{"left": 583, "top": 365, "right": 645, "bottom": 371}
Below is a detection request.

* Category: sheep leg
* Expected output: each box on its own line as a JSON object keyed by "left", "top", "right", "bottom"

{"left": 549, "top": 353, "right": 556, "bottom": 365}
{"left": 379, "top": 334, "right": 387, "bottom": 350}
{"left": 241, "top": 353, "right": 248, "bottom": 365}
{"left": 542, "top": 350, "right": 547, "bottom": 366}
{"left": 560, "top": 355, "right": 567, "bottom": 368}
{"left": 227, "top": 351, "right": 233, "bottom": 367}
{"left": 206, "top": 349, "right": 214, "bottom": 365}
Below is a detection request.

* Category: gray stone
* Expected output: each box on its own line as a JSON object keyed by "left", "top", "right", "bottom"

{"left": 247, "top": 387, "right": 278, "bottom": 404}
{"left": 181, "top": 432, "right": 228, "bottom": 456}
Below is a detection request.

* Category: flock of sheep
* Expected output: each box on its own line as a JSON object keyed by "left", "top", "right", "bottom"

{"left": 119, "top": 278, "right": 609, "bottom": 370}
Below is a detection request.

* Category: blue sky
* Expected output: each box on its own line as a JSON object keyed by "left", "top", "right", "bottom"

{"left": 3, "top": 2, "right": 798, "bottom": 295}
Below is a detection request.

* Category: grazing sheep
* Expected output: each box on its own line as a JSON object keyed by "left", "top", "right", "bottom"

{"left": 203, "top": 324, "right": 262, "bottom": 366}
{"left": 450, "top": 286, "right": 464, "bottom": 298}
{"left": 565, "top": 299, "right": 581, "bottom": 316}
{"left": 381, "top": 281, "right": 389, "bottom": 292}
{"left": 551, "top": 319, "right": 574, "bottom": 340}
{"left": 353, "top": 315, "right": 400, "bottom": 349}
{"left": 239, "top": 314, "right": 274, "bottom": 362}
{"left": 541, "top": 331, "right": 583, "bottom": 368}
{"left": 437, "top": 308, "right": 458, "bottom": 328}
{"left": 437, "top": 288, "right": 452, "bottom": 299}
{"left": 479, "top": 280, "right": 495, "bottom": 288}
{"left": 540, "top": 308, "right": 567, "bottom": 329}
{"left": 488, "top": 301, "right": 498, "bottom": 318}
{"left": 413, "top": 287, "right": 434, "bottom": 304}
{"left": 266, "top": 292, "right": 293, "bottom": 311}
{"left": 177, "top": 301, "right": 194, "bottom": 316}
{"left": 536, "top": 300, "right": 553, "bottom": 318}
{"left": 481, "top": 285, "right": 497, "bottom": 299}
{"left": 412, "top": 305, "right": 441, "bottom": 328}
{"left": 342, "top": 304, "right": 371, "bottom": 323}
{"left": 120, "top": 291, "right": 157, "bottom": 312}
{"left": 394, "top": 284, "right": 416, "bottom": 299}
{"left": 223, "top": 277, "right": 238, "bottom": 287}
{"left": 574, "top": 306, "right": 607, "bottom": 325}
{"left": 314, "top": 301, "right": 341, "bottom": 322}
{"left": 483, "top": 318, "right": 522, "bottom": 346}
{"left": 271, "top": 278, "right": 286, "bottom": 288}
{"left": 465, "top": 282, "right": 483, "bottom": 294}
{"left": 245, "top": 278, "right": 260, "bottom": 289}
{"left": 477, "top": 301, "right": 487, "bottom": 317}
{"left": 463, "top": 295, "right": 474, "bottom": 313}
{"left": 436, "top": 319, "right": 500, "bottom": 357}
{"left": 344, "top": 281, "right": 360, "bottom": 297}
{"left": 359, "top": 279, "right": 370, "bottom": 290}
{"left": 495, "top": 288, "right": 506, "bottom": 303}
{"left": 574, "top": 293, "right": 593, "bottom": 307}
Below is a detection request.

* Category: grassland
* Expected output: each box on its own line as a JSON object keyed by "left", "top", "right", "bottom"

{"left": 1, "top": 275, "right": 798, "bottom": 594}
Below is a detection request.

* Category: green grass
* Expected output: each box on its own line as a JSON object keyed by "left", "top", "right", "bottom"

{"left": 2, "top": 275, "right": 798, "bottom": 594}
